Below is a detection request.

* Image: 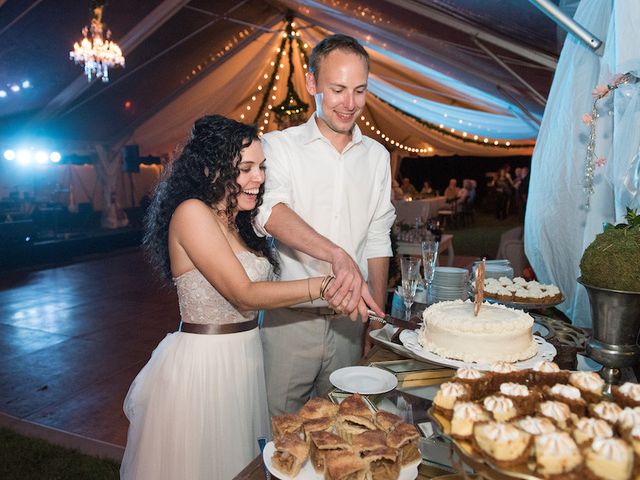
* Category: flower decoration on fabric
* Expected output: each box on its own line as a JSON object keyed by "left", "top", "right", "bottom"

{"left": 583, "top": 72, "right": 637, "bottom": 209}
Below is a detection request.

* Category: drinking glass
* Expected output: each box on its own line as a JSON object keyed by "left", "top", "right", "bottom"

{"left": 421, "top": 239, "right": 439, "bottom": 304}
{"left": 400, "top": 256, "right": 422, "bottom": 322}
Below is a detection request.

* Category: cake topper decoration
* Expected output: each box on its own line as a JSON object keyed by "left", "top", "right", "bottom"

{"left": 474, "top": 258, "right": 486, "bottom": 316}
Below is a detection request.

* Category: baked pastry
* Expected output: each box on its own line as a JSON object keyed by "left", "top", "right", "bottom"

{"left": 488, "top": 361, "right": 528, "bottom": 392}
{"left": 453, "top": 367, "right": 491, "bottom": 400}
{"left": 483, "top": 395, "right": 518, "bottom": 422}
{"left": 324, "top": 450, "right": 368, "bottom": 480}
{"left": 271, "top": 413, "right": 304, "bottom": 439}
{"left": 569, "top": 371, "right": 604, "bottom": 403}
{"left": 374, "top": 410, "right": 403, "bottom": 433}
{"left": 432, "top": 381, "right": 471, "bottom": 419}
{"left": 530, "top": 360, "right": 570, "bottom": 387}
{"left": 584, "top": 437, "right": 633, "bottom": 480}
{"left": 626, "top": 424, "right": 640, "bottom": 479}
{"left": 298, "top": 397, "right": 339, "bottom": 420}
{"left": 302, "top": 415, "right": 335, "bottom": 441}
{"left": 534, "top": 431, "right": 582, "bottom": 477}
{"left": 590, "top": 401, "right": 623, "bottom": 426}
{"left": 308, "top": 431, "right": 350, "bottom": 474}
{"left": 271, "top": 432, "right": 310, "bottom": 477}
{"left": 616, "top": 407, "right": 640, "bottom": 438}
{"left": 450, "top": 401, "right": 490, "bottom": 440}
{"left": 613, "top": 382, "right": 640, "bottom": 409}
{"left": 336, "top": 393, "right": 376, "bottom": 443}
{"left": 514, "top": 416, "right": 557, "bottom": 436}
{"left": 543, "top": 384, "right": 587, "bottom": 417}
{"left": 352, "top": 431, "right": 399, "bottom": 480}
{"left": 472, "top": 421, "right": 532, "bottom": 468}
{"left": 499, "top": 382, "right": 539, "bottom": 416}
{"left": 386, "top": 422, "right": 421, "bottom": 466}
{"left": 536, "top": 400, "right": 573, "bottom": 430}
{"left": 572, "top": 417, "right": 614, "bottom": 446}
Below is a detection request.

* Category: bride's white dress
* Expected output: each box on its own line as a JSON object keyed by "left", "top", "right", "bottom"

{"left": 120, "top": 251, "right": 271, "bottom": 480}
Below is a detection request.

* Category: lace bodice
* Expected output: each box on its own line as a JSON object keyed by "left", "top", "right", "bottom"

{"left": 174, "top": 251, "right": 272, "bottom": 325}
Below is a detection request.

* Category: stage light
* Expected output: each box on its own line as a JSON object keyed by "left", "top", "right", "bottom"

{"left": 50, "top": 152, "right": 61, "bottom": 163}
{"left": 16, "top": 149, "right": 32, "bottom": 165}
{"left": 35, "top": 151, "right": 49, "bottom": 164}
{"left": 4, "top": 149, "right": 15, "bottom": 160}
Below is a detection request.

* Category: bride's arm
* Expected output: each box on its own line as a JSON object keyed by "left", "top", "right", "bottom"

{"left": 169, "top": 199, "right": 325, "bottom": 310}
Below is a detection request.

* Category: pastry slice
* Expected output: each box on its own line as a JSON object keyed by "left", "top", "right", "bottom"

{"left": 336, "top": 393, "right": 376, "bottom": 443}
{"left": 308, "top": 430, "right": 350, "bottom": 474}
{"left": 271, "top": 413, "right": 303, "bottom": 439}
{"left": 271, "top": 432, "right": 309, "bottom": 478}
{"left": 375, "top": 410, "right": 403, "bottom": 433}
{"left": 386, "top": 422, "right": 421, "bottom": 466}
{"left": 302, "top": 415, "right": 335, "bottom": 442}
{"left": 324, "top": 450, "right": 367, "bottom": 480}
{"left": 298, "top": 396, "right": 339, "bottom": 420}
{"left": 352, "top": 431, "right": 399, "bottom": 480}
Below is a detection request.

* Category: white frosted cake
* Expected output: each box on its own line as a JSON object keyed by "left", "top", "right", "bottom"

{"left": 418, "top": 300, "right": 538, "bottom": 363}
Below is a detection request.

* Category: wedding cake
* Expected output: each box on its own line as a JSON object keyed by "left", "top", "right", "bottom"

{"left": 418, "top": 300, "right": 537, "bottom": 363}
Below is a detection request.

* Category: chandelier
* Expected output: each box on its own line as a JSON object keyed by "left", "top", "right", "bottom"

{"left": 69, "top": 1, "right": 125, "bottom": 82}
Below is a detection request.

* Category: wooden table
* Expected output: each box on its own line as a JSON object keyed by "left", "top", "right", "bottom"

{"left": 397, "top": 234, "right": 455, "bottom": 266}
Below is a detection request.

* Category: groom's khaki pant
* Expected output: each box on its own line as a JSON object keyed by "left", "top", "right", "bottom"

{"left": 260, "top": 307, "right": 364, "bottom": 416}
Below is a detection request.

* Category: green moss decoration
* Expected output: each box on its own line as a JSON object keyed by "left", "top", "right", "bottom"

{"left": 580, "top": 208, "right": 640, "bottom": 291}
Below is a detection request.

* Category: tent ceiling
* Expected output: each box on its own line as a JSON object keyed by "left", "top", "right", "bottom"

{"left": 0, "top": 0, "right": 570, "bottom": 156}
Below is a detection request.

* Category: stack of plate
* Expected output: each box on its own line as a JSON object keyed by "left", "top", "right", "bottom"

{"left": 432, "top": 266, "right": 469, "bottom": 301}
{"left": 484, "top": 263, "right": 514, "bottom": 280}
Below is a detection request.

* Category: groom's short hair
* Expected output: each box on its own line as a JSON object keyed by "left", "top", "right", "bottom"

{"left": 309, "top": 34, "right": 369, "bottom": 79}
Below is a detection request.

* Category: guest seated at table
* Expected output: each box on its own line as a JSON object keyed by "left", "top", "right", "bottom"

{"left": 391, "top": 179, "right": 404, "bottom": 200}
{"left": 461, "top": 179, "right": 477, "bottom": 205}
{"left": 400, "top": 177, "right": 418, "bottom": 197}
{"left": 443, "top": 178, "right": 459, "bottom": 203}
{"left": 419, "top": 180, "right": 436, "bottom": 198}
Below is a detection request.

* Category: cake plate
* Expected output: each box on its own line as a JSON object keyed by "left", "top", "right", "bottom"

{"left": 399, "top": 330, "right": 556, "bottom": 371}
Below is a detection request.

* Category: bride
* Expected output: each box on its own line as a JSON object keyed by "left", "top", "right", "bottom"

{"left": 120, "top": 115, "right": 331, "bottom": 479}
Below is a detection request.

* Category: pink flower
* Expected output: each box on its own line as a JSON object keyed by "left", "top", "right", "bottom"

{"left": 592, "top": 84, "right": 609, "bottom": 97}
{"left": 595, "top": 157, "right": 607, "bottom": 167}
{"left": 581, "top": 113, "right": 593, "bottom": 124}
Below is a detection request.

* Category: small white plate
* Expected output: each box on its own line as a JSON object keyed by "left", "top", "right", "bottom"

{"left": 263, "top": 441, "right": 420, "bottom": 479}
{"left": 330, "top": 366, "right": 398, "bottom": 394}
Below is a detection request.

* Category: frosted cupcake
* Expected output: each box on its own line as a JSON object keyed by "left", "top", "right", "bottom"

{"left": 616, "top": 407, "right": 640, "bottom": 438}
{"left": 488, "top": 361, "right": 527, "bottom": 392}
{"left": 535, "top": 432, "right": 582, "bottom": 478}
{"left": 543, "top": 384, "right": 587, "bottom": 417}
{"left": 453, "top": 367, "right": 491, "bottom": 400}
{"left": 569, "top": 371, "right": 604, "bottom": 403}
{"left": 472, "top": 421, "right": 532, "bottom": 468}
{"left": 530, "top": 360, "right": 570, "bottom": 387}
{"left": 483, "top": 395, "right": 518, "bottom": 422}
{"left": 514, "top": 416, "right": 557, "bottom": 436}
{"left": 584, "top": 437, "right": 633, "bottom": 480}
{"left": 499, "top": 382, "right": 540, "bottom": 416}
{"left": 450, "top": 402, "right": 490, "bottom": 441}
{"left": 513, "top": 277, "right": 527, "bottom": 286}
{"left": 627, "top": 424, "right": 640, "bottom": 479}
{"left": 432, "top": 382, "right": 471, "bottom": 419}
{"left": 613, "top": 382, "right": 640, "bottom": 409}
{"left": 537, "top": 400, "right": 573, "bottom": 430}
{"left": 572, "top": 417, "right": 614, "bottom": 447}
{"left": 589, "top": 401, "right": 623, "bottom": 426}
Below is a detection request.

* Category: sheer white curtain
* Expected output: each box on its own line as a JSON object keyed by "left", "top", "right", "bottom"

{"left": 525, "top": 0, "right": 640, "bottom": 327}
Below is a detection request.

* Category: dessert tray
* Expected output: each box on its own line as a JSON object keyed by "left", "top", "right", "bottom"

{"left": 262, "top": 441, "right": 421, "bottom": 480}
{"left": 482, "top": 295, "right": 566, "bottom": 311}
{"left": 399, "top": 330, "right": 557, "bottom": 371}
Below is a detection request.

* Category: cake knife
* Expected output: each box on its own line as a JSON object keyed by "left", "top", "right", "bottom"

{"left": 367, "top": 310, "right": 420, "bottom": 329}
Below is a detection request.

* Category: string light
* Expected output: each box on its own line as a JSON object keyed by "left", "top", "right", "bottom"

{"left": 359, "top": 115, "right": 433, "bottom": 154}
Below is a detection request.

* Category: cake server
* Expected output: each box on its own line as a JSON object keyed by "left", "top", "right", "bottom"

{"left": 367, "top": 310, "right": 420, "bottom": 330}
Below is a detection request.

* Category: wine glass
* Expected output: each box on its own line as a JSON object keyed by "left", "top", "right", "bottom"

{"left": 400, "top": 256, "right": 422, "bottom": 322}
{"left": 421, "top": 238, "right": 439, "bottom": 304}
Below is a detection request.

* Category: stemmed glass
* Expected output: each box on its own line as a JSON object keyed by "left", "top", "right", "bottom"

{"left": 400, "top": 256, "right": 422, "bottom": 322}
{"left": 421, "top": 238, "right": 439, "bottom": 304}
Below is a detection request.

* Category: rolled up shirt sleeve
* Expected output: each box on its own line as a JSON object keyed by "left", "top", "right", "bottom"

{"left": 254, "top": 134, "right": 292, "bottom": 237}
{"left": 365, "top": 155, "right": 396, "bottom": 259}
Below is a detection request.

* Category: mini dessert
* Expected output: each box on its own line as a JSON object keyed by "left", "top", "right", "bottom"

{"left": 418, "top": 300, "right": 538, "bottom": 364}
{"left": 298, "top": 396, "right": 339, "bottom": 420}
{"left": 572, "top": 417, "right": 614, "bottom": 446}
{"left": 271, "top": 432, "right": 310, "bottom": 477}
{"left": 627, "top": 424, "right": 640, "bottom": 477}
{"left": 374, "top": 410, "right": 403, "bottom": 433}
{"left": 450, "top": 402, "right": 490, "bottom": 440}
{"left": 308, "top": 431, "right": 350, "bottom": 474}
{"left": 324, "top": 450, "right": 368, "bottom": 480}
{"left": 453, "top": 367, "right": 490, "bottom": 400}
{"left": 569, "top": 371, "right": 604, "bottom": 403}
{"left": 613, "top": 382, "right": 640, "bottom": 408}
{"left": 483, "top": 395, "right": 518, "bottom": 422}
{"left": 530, "top": 360, "right": 570, "bottom": 387}
{"left": 484, "top": 278, "right": 562, "bottom": 304}
{"left": 386, "top": 422, "right": 421, "bottom": 466}
{"left": 489, "top": 361, "right": 528, "bottom": 392}
{"left": 590, "top": 401, "right": 623, "bottom": 425}
{"left": 432, "top": 382, "right": 471, "bottom": 419}
{"left": 336, "top": 393, "right": 376, "bottom": 443}
{"left": 534, "top": 431, "right": 582, "bottom": 477}
{"left": 271, "top": 413, "right": 304, "bottom": 439}
{"left": 302, "top": 415, "right": 335, "bottom": 441}
{"left": 499, "top": 382, "right": 539, "bottom": 416}
{"left": 537, "top": 401, "right": 573, "bottom": 430}
{"left": 514, "top": 416, "right": 557, "bottom": 436}
{"left": 543, "top": 384, "right": 587, "bottom": 416}
{"left": 352, "top": 430, "right": 399, "bottom": 480}
{"left": 473, "top": 421, "right": 532, "bottom": 468}
{"left": 584, "top": 437, "right": 633, "bottom": 480}
{"left": 616, "top": 407, "right": 640, "bottom": 438}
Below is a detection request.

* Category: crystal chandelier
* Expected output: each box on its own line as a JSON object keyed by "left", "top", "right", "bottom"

{"left": 69, "top": 2, "right": 125, "bottom": 82}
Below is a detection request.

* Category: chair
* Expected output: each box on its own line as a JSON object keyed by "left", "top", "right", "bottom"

{"left": 459, "top": 196, "right": 476, "bottom": 226}
{"left": 437, "top": 199, "right": 459, "bottom": 229}
{"left": 496, "top": 227, "right": 527, "bottom": 277}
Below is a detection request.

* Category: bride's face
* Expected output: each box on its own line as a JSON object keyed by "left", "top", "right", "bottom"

{"left": 234, "top": 140, "right": 266, "bottom": 212}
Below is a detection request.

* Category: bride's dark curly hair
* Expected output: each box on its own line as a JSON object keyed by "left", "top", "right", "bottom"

{"left": 143, "top": 115, "right": 278, "bottom": 283}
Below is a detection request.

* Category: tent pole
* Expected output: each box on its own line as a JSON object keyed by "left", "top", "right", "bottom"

{"left": 528, "top": 0, "right": 603, "bottom": 53}
{"left": 497, "top": 86, "right": 542, "bottom": 128}
{"left": 473, "top": 38, "right": 547, "bottom": 107}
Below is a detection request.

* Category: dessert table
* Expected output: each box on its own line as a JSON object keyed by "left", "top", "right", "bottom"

{"left": 392, "top": 197, "right": 448, "bottom": 224}
{"left": 396, "top": 234, "right": 455, "bottom": 266}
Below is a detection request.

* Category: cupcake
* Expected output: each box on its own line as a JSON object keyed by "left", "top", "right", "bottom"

{"left": 584, "top": 437, "right": 634, "bottom": 480}
{"left": 495, "top": 286, "right": 514, "bottom": 302}
{"left": 513, "top": 277, "right": 527, "bottom": 286}
{"left": 590, "top": 401, "right": 623, "bottom": 426}
{"left": 514, "top": 416, "right": 557, "bottom": 436}
{"left": 534, "top": 431, "right": 582, "bottom": 478}
{"left": 569, "top": 371, "right": 604, "bottom": 403}
{"left": 514, "top": 288, "right": 531, "bottom": 303}
{"left": 537, "top": 401, "right": 573, "bottom": 430}
{"left": 530, "top": 360, "right": 570, "bottom": 387}
{"left": 616, "top": 407, "right": 640, "bottom": 438}
{"left": 543, "top": 384, "right": 587, "bottom": 417}
{"left": 432, "top": 382, "right": 471, "bottom": 419}
{"left": 542, "top": 284, "right": 562, "bottom": 303}
{"left": 613, "top": 382, "right": 640, "bottom": 409}
{"left": 450, "top": 401, "right": 490, "bottom": 441}
{"left": 572, "top": 417, "right": 614, "bottom": 447}
{"left": 453, "top": 367, "right": 490, "bottom": 400}
{"left": 626, "top": 424, "right": 640, "bottom": 479}
{"left": 483, "top": 283, "right": 501, "bottom": 301}
{"left": 499, "top": 382, "right": 540, "bottom": 416}
{"left": 472, "top": 421, "right": 532, "bottom": 468}
{"left": 483, "top": 395, "right": 518, "bottom": 422}
{"left": 498, "top": 277, "right": 513, "bottom": 287}
{"left": 488, "top": 361, "right": 527, "bottom": 392}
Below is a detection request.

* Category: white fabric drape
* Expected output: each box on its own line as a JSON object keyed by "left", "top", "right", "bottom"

{"left": 525, "top": 0, "right": 640, "bottom": 327}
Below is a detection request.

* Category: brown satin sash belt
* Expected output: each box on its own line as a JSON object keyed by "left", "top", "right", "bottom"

{"left": 180, "top": 319, "right": 258, "bottom": 335}
{"left": 292, "top": 307, "right": 337, "bottom": 316}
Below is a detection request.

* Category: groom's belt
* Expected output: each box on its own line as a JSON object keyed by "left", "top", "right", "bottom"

{"left": 179, "top": 319, "right": 258, "bottom": 334}
{"left": 291, "top": 306, "right": 338, "bottom": 316}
